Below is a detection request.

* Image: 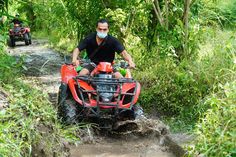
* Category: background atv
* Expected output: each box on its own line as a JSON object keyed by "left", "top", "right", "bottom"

{"left": 57, "top": 61, "right": 142, "bottom": 129}
{"left": 9, "top": 24, "right": 32, "bottom": 47}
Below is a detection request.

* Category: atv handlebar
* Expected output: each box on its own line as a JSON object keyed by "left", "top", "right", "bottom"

{"left": 75, "top": 75, "right": 136, "bottom": 83}
{"left": 69, "top": 59, "right": 135, "bottom": 69}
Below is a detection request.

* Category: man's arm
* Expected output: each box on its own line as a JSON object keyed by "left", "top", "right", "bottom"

{"left": 72, "top": 48, "right": 80, "bottom": 66}
{"left": 72, "top": 35, "right": 89, "bottom": 66}
{"left": 120, "top": 50, "right": 135, "bottom": 68}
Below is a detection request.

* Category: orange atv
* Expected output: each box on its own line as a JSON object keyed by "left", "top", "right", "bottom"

{"left": 57, "top": 60, "right": 142, "bottom": 129}
{"left": 9, "top": 24, "right": 32, "bottom": 47}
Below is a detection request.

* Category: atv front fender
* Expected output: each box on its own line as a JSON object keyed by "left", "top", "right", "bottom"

{"left": 67, "top": 79, "right": 97, "bottom": 107}
{"left": 121, "top": 82, "right": 141, "bottom": 108}
{"left": 61, "top": 64, "right": 77, "bottom": 84}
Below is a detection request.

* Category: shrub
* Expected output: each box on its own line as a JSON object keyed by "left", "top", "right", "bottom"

{"left": 136, "top": 28, "right": 236, "bottom": 122}
{"left": 189, "top": 80, "right": 236, "bottom": 157}
{"left": 0, "top": 53, "right": 23, "bottom": 84}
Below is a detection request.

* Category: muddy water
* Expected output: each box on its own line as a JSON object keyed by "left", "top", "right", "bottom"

{"left": 70, "top": 139, "right": 174, "bottom": 157}
{"left": 8, "top": 40, "right": 186, "bottom": 157}
{"left": 70, "top": 118, "right": 178, "bottom": 157}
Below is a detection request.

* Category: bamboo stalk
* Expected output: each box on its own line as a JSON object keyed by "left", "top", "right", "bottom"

{"left": 152, "top": 1, "right": 163, "bottom": 26}
{"left": 154, "top": 0, "right": 164, "bottom": 26}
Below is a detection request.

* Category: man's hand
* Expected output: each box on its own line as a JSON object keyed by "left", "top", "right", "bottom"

{"left": 128, "top": 60, "right": 136, "bottom": 69}
{"left": 72, "top": 59, "right": 80, "bottom": 66}
{"left": 121, "top": 50, "right": 136, "bottom": 69}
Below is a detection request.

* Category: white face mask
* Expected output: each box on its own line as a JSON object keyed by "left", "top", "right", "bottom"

{"left": 97, "top": 31, "right": 108, "bottom": 39}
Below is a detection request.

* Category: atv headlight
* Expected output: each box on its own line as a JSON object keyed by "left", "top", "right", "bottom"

{"left": 100, "top": 92, "right": 113, "bottom": 102}
{"left": 97, "top": 84, "right": 115, "bottom": 102}
{"left": 95, "top": 74, "right": 117, "bottom": 103}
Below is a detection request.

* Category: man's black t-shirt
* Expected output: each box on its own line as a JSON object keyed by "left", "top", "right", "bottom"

{"left": 77, "top": 32, "right": 125, "bottom": 64}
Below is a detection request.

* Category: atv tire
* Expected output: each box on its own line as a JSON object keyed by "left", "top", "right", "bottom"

{"left": 24, "top": 33, "right": 29, "bottom": 45}
{"left": 58, "top": 83, "right": 78, "bottom": 124}
{"left": 10, "top": 37, "right": 15, "bottom": 47}
{"left": 28, "top": 33, "right": 32, "bottom": 45}
{"left": 58, "top": 99, "right": 78, "bottom": 124}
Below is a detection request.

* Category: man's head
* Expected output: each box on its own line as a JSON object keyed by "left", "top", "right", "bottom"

{"left": 96, "top": 19, "right": 109, "bottom": 39}
{"left": 15, "top": 13, "right": 20, "bottom": 19}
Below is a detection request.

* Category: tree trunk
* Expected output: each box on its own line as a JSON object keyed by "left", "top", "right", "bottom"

{"left": 183, "top": 0, "right": 191, "bottom": 57}
{"left": 164, "top": 0, "right": 169, "bottom": 30}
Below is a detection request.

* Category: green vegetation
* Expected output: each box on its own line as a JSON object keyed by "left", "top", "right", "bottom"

{"left": 1, "top": 0, "right": 235, "bottom": 156}
{"left": 189, "top": 81, "right": 236, "bottom": 156}
{"left": 0, "top": 79, "right": 60, "bottom": 156}
{"left": 0, "top": 52, "right": 86, "bottom": 156}
{"left": 0, "top": 53, "right": 52, "bottom": 156}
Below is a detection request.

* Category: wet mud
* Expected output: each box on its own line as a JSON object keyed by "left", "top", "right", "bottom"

{"left": 70, "top": 117, "right": 186, "bottom": 157}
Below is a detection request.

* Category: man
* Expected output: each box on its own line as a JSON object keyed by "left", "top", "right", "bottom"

{"left": 11, "top": 13, "right": 22, "bottom": 26}
{"left": 72, "top": 19, "right": 135, "bottom": 78}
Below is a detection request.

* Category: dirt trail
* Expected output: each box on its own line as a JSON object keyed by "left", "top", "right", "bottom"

{"left": 8, "top": 40, "right": 188, "bottom": 157}
{"left": 8, "top": 40, "right": 64, "bottom": 103}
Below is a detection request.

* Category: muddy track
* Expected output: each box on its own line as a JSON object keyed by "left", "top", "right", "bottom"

{"left": 8, "top": 40, "right": 189, "bottom": 157}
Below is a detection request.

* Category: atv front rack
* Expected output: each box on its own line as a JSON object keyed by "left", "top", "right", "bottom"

{"left": 74, "top": 75, "right": 138, "bottom": 119}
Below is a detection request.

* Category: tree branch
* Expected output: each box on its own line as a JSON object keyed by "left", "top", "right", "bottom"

{"left": 154, "top": 0, "right": 164, "bottom": 25}
{"left": 183, "top": 0, "right": 191, "bottom": 55}
{"left": 152, "top": 0, "right": 164, "bottom": 26}
{"left": 164, "top": 0, "right": 169, "bottom": 30}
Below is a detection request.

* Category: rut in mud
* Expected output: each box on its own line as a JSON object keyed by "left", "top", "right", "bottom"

{"left": 8, "top": 40, "right": 188, "bottom": 157}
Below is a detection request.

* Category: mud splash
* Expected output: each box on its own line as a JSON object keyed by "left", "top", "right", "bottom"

{"left": 112, "top": 117, "right": 168, "bottom": 135}
{"left": 8, "top": 40, "right": 187, "bottom": 157}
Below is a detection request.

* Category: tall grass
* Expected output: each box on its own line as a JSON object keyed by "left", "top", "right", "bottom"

{"left": 189, "top": 80, "right": 236, "bottom": 157}
{"left": 187, "top": 26, "right": 236, "bottom": 156}
{"left": 130, "top": 27, "right": 236, "bottom": 132}
{"left": 0, "top": 83, "right": 60, "bottom": 156}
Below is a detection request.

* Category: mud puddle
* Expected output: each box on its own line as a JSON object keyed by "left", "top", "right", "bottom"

{"left": 8, "top": 40, "right": 187, "bottom": 157}
{"left": 70, "top": 139, "right": 174, "bottom": 157}
{"left": 70, "top": 117, "right": 185, "bottom": 157}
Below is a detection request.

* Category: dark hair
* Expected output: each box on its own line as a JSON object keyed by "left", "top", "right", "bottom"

{"left": 96, "top": 19, "right": 109, "bottom": 27}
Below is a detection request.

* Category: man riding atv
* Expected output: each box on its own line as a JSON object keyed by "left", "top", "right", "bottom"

{"left": 72, "top": 19, "right": 135, "bottom": 78}
{"left": 9, "top": 13, "right": 32, "bottom": 47}
{"left": 57, "top": 19, "right": 143, "bottom": 129}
